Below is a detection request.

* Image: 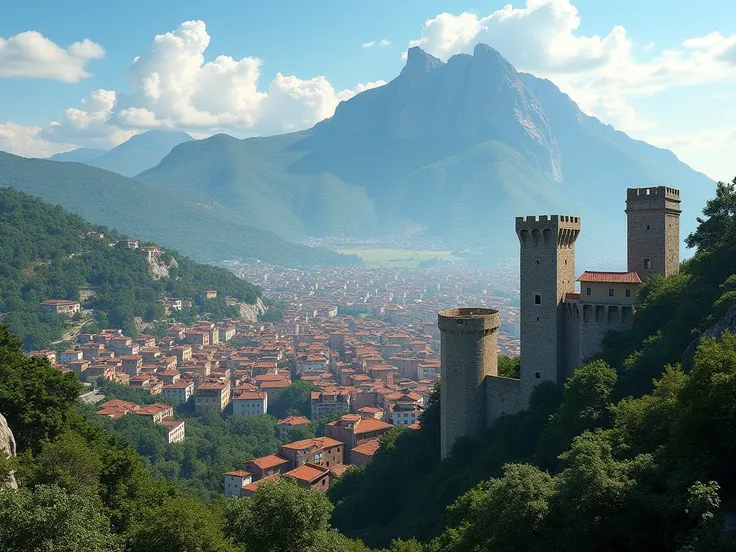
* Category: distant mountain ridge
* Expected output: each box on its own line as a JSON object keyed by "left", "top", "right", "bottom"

{"left": 49, "top": 148, "right": 108, "bottom": 163}
{"left": 0, "top": 151, "right": 355, "bottom": 267}
{"left": 139, "top": 44, "right": 714, "bottom": 263}
{"left": 49, "top": 130, "right": 194, "bottom": 177}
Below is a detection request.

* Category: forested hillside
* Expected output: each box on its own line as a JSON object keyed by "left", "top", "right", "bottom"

{"left": 0, "top": 152, "right": 355, "bottom": 267}
{"left": 0, "top": 187, "right": 261, "bottom": 350}
{"left": 328, "top": 178, "right": 736, "bottom": 551}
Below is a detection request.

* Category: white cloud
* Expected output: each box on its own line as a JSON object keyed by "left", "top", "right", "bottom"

{"left": 260, "top": 76, "right": 387, "bottom": 134}
{"left": 109, "top": 20, "right": 382, "bottom": 134}
{"left": 650, "top": 126, "right": 736, "bottom": 182}
{"left": 41, "top": 89, "right": 135, "bottom": 147}
{"left": 0, "top": 122, "right": 75, "bottom": 158}
{"left": 110, "top": 21, "right": 266, "bottom": 130}
{"left": 362, "top": 39, "right": 391, "bottom": 48}
{"left": 0, "top": 31, "right": 104, "bottom": 82}
{"left": 0, "top": 21, "right": 387, "bottom": 157}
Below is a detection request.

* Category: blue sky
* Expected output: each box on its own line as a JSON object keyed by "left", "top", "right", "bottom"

{"left": 1, "top": 0, "right": 734, "bottom": 180}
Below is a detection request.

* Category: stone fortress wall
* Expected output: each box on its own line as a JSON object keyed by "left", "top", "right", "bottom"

{"left": 626, "top": 187, "right": 681, "bottom": 280}
{"left": 438, "top": 308, "right": 499, "bottom": 460}
{"left": 438, "top": 188, "right": 682, "bottom": 460}
{"left": 515, "top": 215, "right": 580, "bottom": 407}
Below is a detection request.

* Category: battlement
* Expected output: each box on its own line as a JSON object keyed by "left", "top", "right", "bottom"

{"left": 438, "top": 308, "right": 500, "bottom": 333}
{"left": 626, "top": 186, "right": 681, "bottom": 203}
{"left": 515, "top": 214, "right": 581, "bottom": 227}
{"left": 515, "top": 214, "right": 580, "bottom": 247}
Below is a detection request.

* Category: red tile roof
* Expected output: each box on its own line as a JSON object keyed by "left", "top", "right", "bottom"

{"left": 234, "top": 391, "right": 267, "bottom": 401}
{"left": 576, "top": 271, "right": 642, "bottom": 284}
{"left": 352, "top": 439, "right": 381, "bottom": 457}
{"left": 284, "top": 463, "right": 329, "bottom": 483}
{"left": 329, "top": 464, "right": 352, "bottom": 478}
{"left": 98, "top": 399, "right": 139, "bottom": 411}
{"left": 355, "top": 418, "right": 393, "bottom": 434}
{"left": 224, "top": 469, "right": 252, "bottom": 478}
{"left": 280, "top": 436, "right": 342, "bottom": 451}
{"left": 247, "top": 454, "right": 290, "bottom": 470}
{"left": 277, "top": 416, "right": 310, "bottom": 426}
{"left": 242, "top": 473, "right": 280, "bottom": 492}
{"left": 259, "top": 380, "right": 290, "bottom": 389}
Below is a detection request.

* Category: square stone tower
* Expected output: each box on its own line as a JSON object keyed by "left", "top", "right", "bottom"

{"left": 625, "top": 187, "right": 681, "bottom": 280}
{"left": 515, "top": 215, "right": 580, "bottom": 406}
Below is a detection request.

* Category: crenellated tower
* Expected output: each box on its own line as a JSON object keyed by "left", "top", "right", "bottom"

{"left": 515, "top": 215, "right": 580, "bottom": 405}
{"left": 626, "top": 187, "right": 681, "bottom": 280}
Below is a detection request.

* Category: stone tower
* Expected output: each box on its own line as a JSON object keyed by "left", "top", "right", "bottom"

{"left": 626, "top": 187, "right": 681, "bottom": 280}
{"left": 438, "top": 308, "right": 500, "bottom": 460}
{"left": 515, "top": 215, "right": 580, "bottom": 405}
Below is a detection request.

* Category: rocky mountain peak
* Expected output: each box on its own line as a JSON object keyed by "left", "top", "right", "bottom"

{"left": 402, "top": 46, "right": 444, "bottom": 76}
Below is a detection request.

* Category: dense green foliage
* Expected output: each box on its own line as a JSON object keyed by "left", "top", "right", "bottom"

{"left": 498, "top": 355, "right": 520, "bottom": 378}
{"left": 0, "top": 326, "right": 83, "bottom": 451}
{"left": 0, "top": 152, "right": 357, "bottom": 266}
{"left": 91, "top": 408, "right": 282, "bottom": 501}
{"left": 0, "top": 187, "right": 261, "bottom": 350}
{"left": 329, "top": 380, "right": 562, "bottom": 545}
{"left": 0, "top": 484, "right": 123, "bottom": 552}
{"left": 329, "top": 179, "right": 736, "bottom": 551}
{"left": 601, "top": 176, "right": 736, "bottom": 398}
{"left": 270, "top": 380, "right": 319, "bottom": 419}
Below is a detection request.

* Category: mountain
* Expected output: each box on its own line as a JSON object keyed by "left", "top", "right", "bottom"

{"left": 49, "top": 147, "right": 108, "bottom": 163}
{"left": 91, "top": 130, "right": 194, "bottom": 177}
{"left": 0, "top": 186, "right": 264, "bottom": 350}
{"left": 48, "top": 130, "right": 194, "bottom": 177}
{"left": 0, "top": 152, "right": 355, "bottom": 267}
{"left": 139, "top": 44, "right": 715, "bottom": 263}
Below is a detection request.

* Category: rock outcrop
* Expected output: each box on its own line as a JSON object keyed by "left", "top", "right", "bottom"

{"left": 0, "top": 413, "right": 17, "bottom": 489}
{"left": 683, "top": 302, "right": 736, "bottom": 369}
{"left": 238, "top": 297, "right": 266, "bottom": 323}
{"left": 147, "top": 256, "right": 170, "bottom": 280}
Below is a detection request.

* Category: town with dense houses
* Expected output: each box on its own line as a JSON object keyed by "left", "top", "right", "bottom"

{"left": 26, "top": 270, "right": 462, "bottom": 495}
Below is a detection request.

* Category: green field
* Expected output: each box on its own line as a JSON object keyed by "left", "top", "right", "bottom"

{"left": 336, "top": 248, "right": 462, "bottom": 268}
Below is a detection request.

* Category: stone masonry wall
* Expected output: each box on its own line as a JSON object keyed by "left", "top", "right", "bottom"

{"left": 438, "top": 308, "right": 499, "bottom": 460}
{"left": 516, "top": 215, "right": 580, "bottom": 408}
{"left": 563, "top": 301, "right": 581, "bottom": 379}
{"left": 578, "top": 303, "right": 634, "bottom": 365}
{"left": 626, "top": 187, "right": 681, "bottom": 280}
{"left": 485, "top": 375, "right": 521, "bottom": 425}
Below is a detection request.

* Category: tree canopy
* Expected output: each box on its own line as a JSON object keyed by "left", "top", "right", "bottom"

{"left": 0, "top": 187, "right": 261, "bottom": 350}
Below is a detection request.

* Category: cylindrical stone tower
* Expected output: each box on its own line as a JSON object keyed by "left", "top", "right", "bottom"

{"left": 438, "top": 308, "right": 500, "bottom": 460}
